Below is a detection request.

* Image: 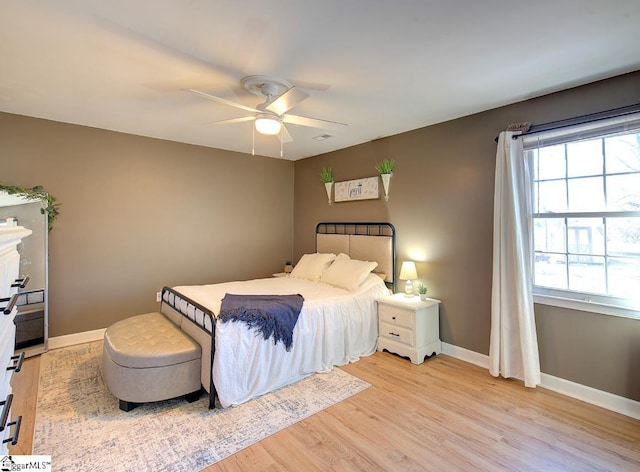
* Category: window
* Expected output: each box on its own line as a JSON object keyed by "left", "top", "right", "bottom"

{"left": 526, "top": 112, "right": 640, "bottom": 318}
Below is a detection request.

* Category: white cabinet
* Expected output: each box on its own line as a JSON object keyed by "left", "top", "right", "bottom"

{"left": 0, "top": 199, "right": 49, "bottom": 358}
{"left": 376, "top": 293, "right": 441, "bottom": 365}
{"left": 0, "top": 226, "right": 31, "bottom": 454}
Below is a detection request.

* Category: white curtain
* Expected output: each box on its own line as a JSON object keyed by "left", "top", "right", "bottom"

{"left": 489, "top": 131, "right": 541, "bottom": 388}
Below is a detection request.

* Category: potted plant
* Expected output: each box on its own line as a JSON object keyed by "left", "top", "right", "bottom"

{"left": 375, "top": 158, "right": 396, "bottom": 174}
{"left": 284, "top": 261, "right": 293, "bottom": 274}
{"left": 417, "top": 283, "right": 428, "bottom": 301}
{"left": 375, "top": 159, "right": 395, "bottom": 201}
{"left": 320, "top": 167, "right": 333, "bottom": 205}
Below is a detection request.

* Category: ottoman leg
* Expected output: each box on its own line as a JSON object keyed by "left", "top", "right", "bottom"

{"left": 185, "top": 388, "right": 202, "bottom": 403}
{"left": 119, "top": 399, "right": 140, "bottom": 412}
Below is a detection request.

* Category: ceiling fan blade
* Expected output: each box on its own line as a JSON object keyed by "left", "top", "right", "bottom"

{"left": 201, "top": 116, "right": 255, "bottom": 126}
{"left": 189, "top": 89, "right": 260, "bottom": 114}
{"left": 266, "top": 87, "right": 309, "bottom": 115}
{"left": 282, "top": 114, "right": 348, "bottom": 131}
{"left": 278, "top": 124, "right": 294, "bottom": 143}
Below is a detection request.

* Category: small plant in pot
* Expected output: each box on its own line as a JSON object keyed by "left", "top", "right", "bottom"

{"left": 320, "top": 167, "right": 334, "bottom": 204}
{"left": 375, "top": 158, "right": 396, "bottom": 175}
{"left": 417, "top": 283, "right": 428, "bottom": 301}
{"left": 284, "top": 261, "right": 293, "bottom": 274}
{"left": 320, "top": 167, "right": 333, "bottom": 183}
{"left": 375, "top": 159, "right": 396, "bottom": 201}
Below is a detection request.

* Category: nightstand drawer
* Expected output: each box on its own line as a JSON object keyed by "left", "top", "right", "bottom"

{"left": 378, "top": 304, "right": 413, "bottom": 329}
{"left": 379, "top": 321, "right": 413, "bottom": 346}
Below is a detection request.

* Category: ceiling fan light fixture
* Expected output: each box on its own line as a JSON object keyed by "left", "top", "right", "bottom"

{"left": 255, "top": 113, "right": 282, "bottom": 135}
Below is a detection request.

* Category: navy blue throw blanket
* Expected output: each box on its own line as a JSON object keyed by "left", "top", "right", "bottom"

{"left": 218, "top": 294, "right": 304, "bottom": 351}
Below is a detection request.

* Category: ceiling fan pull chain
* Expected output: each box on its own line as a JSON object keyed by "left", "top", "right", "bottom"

{"left": 252, "top": 124, "right": 255, "bottom": 156}
{"left": 280, "top": 128, "right": 284, "bottom": 158}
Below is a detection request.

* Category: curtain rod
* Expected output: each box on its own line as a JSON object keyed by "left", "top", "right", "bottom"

{"left": 494, "top": 103, "right": 640, "bottom": 142}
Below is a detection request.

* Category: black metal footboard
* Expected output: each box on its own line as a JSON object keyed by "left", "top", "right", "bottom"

{"left": 160, "top": 286, "right": 217, "bottom": 409}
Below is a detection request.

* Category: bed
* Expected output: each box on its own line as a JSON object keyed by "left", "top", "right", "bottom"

{"left": 160, "top": 222, "right": 396, "bottom": 408}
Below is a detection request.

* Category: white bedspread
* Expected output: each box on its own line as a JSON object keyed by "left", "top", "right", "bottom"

{"left": 174, "top": 274, "right": 389, "bottom": 407}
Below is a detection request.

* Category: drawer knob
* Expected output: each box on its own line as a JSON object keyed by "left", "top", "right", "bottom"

{"left": 0, "top": 394, "right": 12, "bottom": 432}
{"left": 2, "top": 415, "right": 21, "bottom": 446}
{"left": 11, "top": 275, "right": 30, "bottom": 289}
{"left": 7, "top": 352, "right": 25, "bottom": 373}
{"left": 392, "top": 316, "right": 396, "bottom": 320}
{"left": 389, "top": 332, "right": 400, "bottom": 337}
{"left": 0, "top": 294, "right": 18, "bottom": 315}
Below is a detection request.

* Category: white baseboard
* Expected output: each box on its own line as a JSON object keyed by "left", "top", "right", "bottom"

{"left": 441, "top": 342, "right": 490, "bottom": 369}
{"left": 540, "top": 373, "right": 640, "bottom": 420}
{"left": 48, "top": 328, "right": 106, "bottom": 350}
{"left": 441, "top": 342, "right": 640, "bottom": 420}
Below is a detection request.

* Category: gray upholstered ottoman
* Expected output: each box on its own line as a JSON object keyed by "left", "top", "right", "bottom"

{"left": 102, "top": 312, "right": 202, "bottom": 411}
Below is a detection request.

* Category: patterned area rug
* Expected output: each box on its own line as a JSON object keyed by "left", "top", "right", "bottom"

{"left": 33, "top": 341, "right": 370, "bottom": 471}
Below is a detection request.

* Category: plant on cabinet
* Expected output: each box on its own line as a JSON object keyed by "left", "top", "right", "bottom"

{"left": 417, "top": 283, "right": 428, "bottom": 301}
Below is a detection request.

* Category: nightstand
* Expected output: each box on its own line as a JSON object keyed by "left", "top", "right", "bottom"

{"left": 376, "top": 293, "right": 441, "bottom": 364}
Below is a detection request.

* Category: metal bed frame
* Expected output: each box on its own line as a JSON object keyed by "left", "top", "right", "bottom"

{"left": 315, "top": 222, "right": 396, "bottom": 292}
{"left": 160, "top": 286, "right": 218, "bottom": 408}
{"left": 161, "top": 221, "right": 396, "bottom": 409}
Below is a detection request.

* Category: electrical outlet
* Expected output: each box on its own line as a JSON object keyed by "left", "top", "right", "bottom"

{"left": 156, "top": 291, "right": 161, "bottom": 302}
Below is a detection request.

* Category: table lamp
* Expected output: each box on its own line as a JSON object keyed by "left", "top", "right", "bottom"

{"left": 399, "top": 261, "right": 418, "bottom": 297}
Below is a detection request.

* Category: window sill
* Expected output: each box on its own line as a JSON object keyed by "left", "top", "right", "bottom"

{"left": 533, "top": 294, "right": 640, "bottom": 320}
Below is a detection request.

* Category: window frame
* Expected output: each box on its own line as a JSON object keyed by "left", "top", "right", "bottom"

{"left": 523, "top": 112, "right": 640, "bottom": 320}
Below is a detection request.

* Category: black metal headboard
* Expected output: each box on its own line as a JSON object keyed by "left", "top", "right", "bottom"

{"left": 315, "top": 222, "right": 396, "bottom": 291}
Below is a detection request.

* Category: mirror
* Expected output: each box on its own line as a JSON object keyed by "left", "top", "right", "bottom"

{"left": 0, "top": 192, "right": 48, "bottom": 357}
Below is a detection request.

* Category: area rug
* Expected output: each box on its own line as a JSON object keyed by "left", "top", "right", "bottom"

{"left": 33, "top": 341, "right": 370, "bottom": 472}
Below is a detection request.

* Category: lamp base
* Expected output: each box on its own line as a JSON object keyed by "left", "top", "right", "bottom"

{"left": 404, "top": 280, "right": 414, "bottom": 297}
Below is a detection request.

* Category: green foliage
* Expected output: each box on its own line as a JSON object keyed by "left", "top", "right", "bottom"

{"left": 320, "top": 167, "right": 333, "bottom": 183}
{"left": 0, "top": 183, "right": 60, "bottom": 232}
{"left": 416, "top": 283, "right": 428, "bottom": 294}
{"left": 375, "top": 158, "right": 396, "bottom": 174}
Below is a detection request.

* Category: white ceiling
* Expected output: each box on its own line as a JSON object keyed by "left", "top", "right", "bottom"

{"left": 1, "top": 1, "right": 639, "bottom": 160}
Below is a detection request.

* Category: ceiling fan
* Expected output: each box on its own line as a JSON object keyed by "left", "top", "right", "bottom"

{"left": 189, "top": 75, "right": 347, "bottom": 145}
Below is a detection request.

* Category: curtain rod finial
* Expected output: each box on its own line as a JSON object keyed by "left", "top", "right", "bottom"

{"left": 506, "top": 122, "right": 531, "bottom": 132}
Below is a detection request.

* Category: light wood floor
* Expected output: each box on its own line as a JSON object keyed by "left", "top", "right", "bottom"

{"left": 10, "top": 349, "right": 640, "bottom": 471}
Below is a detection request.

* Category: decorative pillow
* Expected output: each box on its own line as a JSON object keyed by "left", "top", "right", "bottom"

{"left": 333, "top": 252, "right": 351, "bottom": 262}
{"left": 320, "top": 255, "right": 378, "bottom": 291}
{"left": 290, "top": 253, "right": 336, "bottom": 282}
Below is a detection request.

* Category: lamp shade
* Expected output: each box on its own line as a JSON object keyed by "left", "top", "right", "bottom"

{"left": 399, "top": 261, "right": 418, "bottom": 280}
{"left": 255, "top": 113, "right": 282, "bottom": 135}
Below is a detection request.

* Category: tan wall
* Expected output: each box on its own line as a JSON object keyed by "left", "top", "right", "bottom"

{"left": 1, "top": 113, "right": 294, "bottom": 337}
{"left": 294, "top": 71, "right": 640, "bottom": 401}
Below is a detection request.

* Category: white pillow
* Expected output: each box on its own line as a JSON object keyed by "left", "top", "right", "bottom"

{"left": 290, "top": 253, "right": 336, "bottom": 282}
{"left": 320, "top": 254, "right": 378, "bottom": 291}
{"left": 333, "top": 252, "right": 351, "bottom": 263}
